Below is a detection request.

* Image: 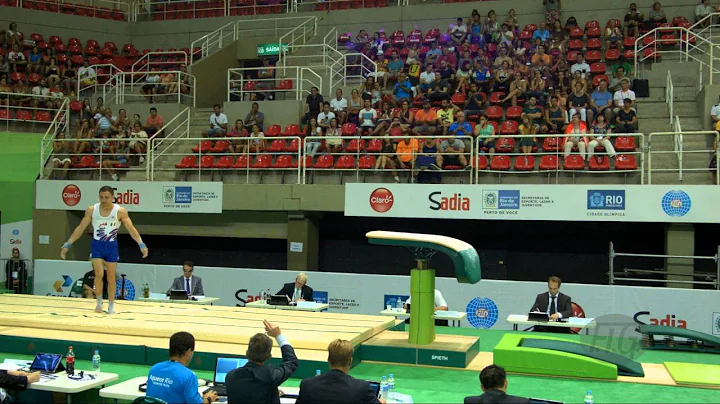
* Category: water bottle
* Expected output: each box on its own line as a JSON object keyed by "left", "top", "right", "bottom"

{"left": 387, "top": 373, "right": 395, "bottom": 393}
{"left": 380, "top": 376, "right": 389, "bottom": 399}
{"left": 396, "top": 297, "right": 403, "bottom": 311}
{"left": 584, "top": 390, "right": 594, "bottom": 404}
{"left": 66, "top": 346, "right": 75, "bottom": 375}
{"left": 92, "top": 350, "right": 101, "bottom": 374}
{"left": 266, "top": 289, "right": 271, "bottom": 300}
{"left": 260, "top": 290, "right": 266, "bottom": 301}
{"left": 315, "top": 369, "right": 321, "bottom": 376}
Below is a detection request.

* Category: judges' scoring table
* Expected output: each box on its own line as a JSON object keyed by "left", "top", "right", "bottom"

{"left": 379, "top": 308, "right": 467, "bottom": 328}
{"left": 506, "top": 314, "right": 597, "bottom": 334}
{"left": 244, "top": 300, "right": 329, "bottom": 312}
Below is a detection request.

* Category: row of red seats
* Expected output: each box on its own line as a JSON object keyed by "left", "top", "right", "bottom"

{"left": 315, "top": 0, "right": 388, "bottom": 11}
{"left": 0, "top": 109, "right": 53, "bottom": 122}
{"left": 1, "top": 0, "right": 128, "bottom": 21}
{"left": 72, "top": 155, "right": 129, "bottom": 169}
{"left": 173, "top": 153, "right": 638, "bottom": 171}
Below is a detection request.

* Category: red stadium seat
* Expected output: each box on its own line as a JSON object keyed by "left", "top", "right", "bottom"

{"left": 568, "top": 39, "right": 583, "bottom": 50}
{"left": 210, "top": 140, "right": 230, "bottom": 153}
{"left": 358, "top": 155, "right": 376, "bottom": 169}
{"left": 175, "top": 155, "right": 196, "bottom": 169}
{"left": 16, "top": 110, "right": 32, "bottom": 121}
{"left": 282, "top": 124, "right": 301, "bottom": 136}
{"left": 291, "top": 155, "right": 312, "bottom": 169}
{"left": 366, "top": 138, "right": 382, "bottom": 153}
{"left": 614, "top": 136, "right": 636, "bottom": 151}
{"left": 623, "top": 37, "right": 637, "bottom": 48}
{"left": 506, "top": 106, "right": 522, "bottom": 120}
{"left": 35, "top": 111, "right": 52, "bottom": 122}
{"left": 615, "top": 154, "right": 637, "bottom": 170}
{"left": 265, "top": 124, "right": 281, "bottom": 137}
{"left": 198, "top": 155, "right": 215, "bottom": 168}
{"left": 334, "top": 155, "right": 355, "bottom": 169}
{"left": 214, "top": 155, "right": 234, "bottom": 169}
{"left": 489, "top": 155, "right": 511, "bottom": 171}
{"left": 499, "top": 120, "right": 518, "bottom": 136}
{"left": 192, "top": 140, "right": 213, "bottom": 153}
{"left": 251, "top": 154, "right": 272, "bottom": 169}
{"left": 286, "top": 138, "right": 301, "bottom": 153}
{"left": 341, "top": 123, "right": 357, "bottom": 136}
{"left": 514, "top": 155, "right": 535, "bottom": 171}
{"left": 486, "top": 106, "right": 503, "bottom": 120}
{"left": 569, "top": 27, "right": 584, "bottom": 38}
{"left": 489, "top": 92, "right": 505, "bottom": 105}
{"left": 585, "top": 50, "right": 601, "bottom": 63}
{"left": 519, "top": 30, "right": 533, "bottom": 40}
{"left": 563, "top": 155, "right": 585, "bottom": 170}
{"left": 312, "top": 155, "right": 334, "bottom": 169}
{"left": 542, "top": 137, "right": 561, "bottom": 152}
{"left": 233, "top": 155, "right": 250, "bottom": 168}
{"left": 592, "top": 74, "right": 610, "bottom": 87}
{"left": 267, "top": 139, "right": 286, "bottom": 152}
{"left": 0, "top": 109, "right": 11, "bottom": 120}
{"left": 74, "top": 155, "right": 99, "bottom": 169}
{"left": 589, "top": 155, "right": 610, "bottom": 171}
{"left": 496, "top": 137, "right": 515, "bottom": 152}
{"left": 272, "top": 155, "right": 293, "bottom": 169}
{"left": 27, "top": 73, "right": 41, "bottom": 85}
{"left": 590, "top": 62, "right": 606, "bottom": 74}
{"left": 345, "top": 139, "right": 365, "bottom": 153}
{"left": 451, "top": 92, "right": 465, "bottom": 105}
{"left": 473, "top": 155, "right": 488, "bottom": 170}
{"left": 605, "top": 49, "right": 620, "bottom": 62}
{"left": 586, "top": 27, "right": 601, "bottom": 38}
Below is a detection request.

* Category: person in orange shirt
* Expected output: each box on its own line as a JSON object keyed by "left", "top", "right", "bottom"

{"left": 530, "top": 44, "right": 551, "bottom": 68}
{"left": 563, "top": 113, "right": 589, "bottom": 160}
{"left": 412, "top": 99, "right": 438, "bottom": 135}
{"left": 145, "top": 107, "right": 164, "bottom": 138}
{"left": 395, "top": 135, "right": 419, "bottom": 171}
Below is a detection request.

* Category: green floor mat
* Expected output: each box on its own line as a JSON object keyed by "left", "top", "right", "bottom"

{"left": 665, "top": 362, "right": 720, "bottom": 387}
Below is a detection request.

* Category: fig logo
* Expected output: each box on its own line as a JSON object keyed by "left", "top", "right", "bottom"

{"left": 62, "top": 184, "right": 82, "bottom": 206}
{"left": 369, "top": 188, "right": 394, "bottom": 213}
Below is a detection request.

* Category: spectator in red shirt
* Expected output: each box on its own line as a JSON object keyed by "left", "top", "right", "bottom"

{"left": 145, "top": 107, "right": 164, "bottom": 137}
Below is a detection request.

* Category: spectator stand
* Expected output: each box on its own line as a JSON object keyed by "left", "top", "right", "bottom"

{"left": 160, "top": 135, "right": 303, "bottom": 184}
{"left": 0, "top": 92, "right": 69, "bottom": 134}
{"left": 633, "top": 24, "right": 718, "bottom": 83}
{"left": 474, "top": 133, "right": 644, "bottom": 184}
{"left": 302, "top": 135, "right": 474, "bottom": 185}
{"left": 647, "top": 130, "right": 719, "bottom": 184}
{"left": 227, "top": 66, "right": 319, "bottom": 101}
{"left": 130, "top": 51, "right": 191, "bottom": 74}
{"left": 189, "top": 16, "right": 318, "bottom": 64}
{"left": 102, "top": 69, "right": 196, "bottom": 106}
{"left": 6, "top": 0, "right": 130, "bottom": 21}
{"left": 292, "top": 0, "right": 399, "bottom": 13}
{"left": 132, "top": 0, "right": 290, "bottom": 22}
{"left": 77, "top": 63, "right": 124, "bottom": 99}
{"left": 280, "top": 27, "right": 344, "bottom": 73}
{"left": 146, "top": 107, "right": 193, "bottom": 180}
{"left": 330, "top": 50, "right": 377, "bottom": 92}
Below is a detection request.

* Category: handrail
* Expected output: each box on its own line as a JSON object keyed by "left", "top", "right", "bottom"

{"left": 132, "top": 0, "right": 290, "bottom": 22}
{"left": 278, "top": 16, "right": 319, "bottom": 69}
{"left": 634, "top": 26, "right": 720, "bottom": 84}
{"left": 10, "top": 0, "right": 130, "bottom": 21}
{"left": 76, "top": 64, "right": 123, "bottom": 100}
{"left": 647, "top": 130, "right": 719, "bottom": 184}
{"left": 39, "top": 97, "right": 70, "bottom": 179}
{"left": 148, "top": 107, "right": 191, "bottom": 181}
{"left": 131, "top": 51, "right": 190, "bottom": 73}
{"left": 227, "top": 66, "right": 321, "bottom": 101}
{"left": 104, "top": 70, "right": 196, "bottom": 107}
{"left": 40, "top": 138, "right": 149, "bottom": 181}
{"left": 330, "top": 52, "right": 378, "bottom": 91}
{"left": 189, "top": 16, "right": 317, "bottom": 64}
{"left": 688, "top": 12, "right": 720, "bottom": 39}
{"left": 666, "top": 70, "right": 674, "bottom": 128}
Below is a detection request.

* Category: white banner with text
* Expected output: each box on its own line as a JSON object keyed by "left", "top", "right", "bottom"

{"left": 345, "top": 184, "right": 720, "bottom": 223}
{"left": 35, "top": 180, "right": 223, "bottom": 213}
{"left": 34, "top": 260, "right": 720, "bottom": 336}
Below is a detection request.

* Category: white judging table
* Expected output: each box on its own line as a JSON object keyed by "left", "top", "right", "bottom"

{"left": 99, "top": 376, "right": 413, "bottom": 404}
{"left": 506, "top": 314, "right": 597, "bottom": 334}
{"left": 245, "top": 300, "right": 329, "bottom": 312}
{"left": 380, "top": 309, "right": 467, "bottom": 328}
{"left": 28, "top": 370, "right": 118, "bottom": 404}
{"left": 137, "top": 293, "right": 220, "bottom": 305}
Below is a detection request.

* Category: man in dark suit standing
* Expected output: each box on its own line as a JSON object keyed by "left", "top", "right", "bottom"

{"left": 226, "top": 320, "right": 298, "bottom": 404}
{"left": 464, "top": 365, "right": 530, "bottom": 404}
{"left": 276, "top": 273, "right": 313, "bottom": 303}
{"left": 296, "top": 339, "right": 384, "bottom": 404}
{"left": 530, "top": 276, "right": 573, "bottom": 333}
{"left": 167, "top": 261, "right": 204, "bottom": 296}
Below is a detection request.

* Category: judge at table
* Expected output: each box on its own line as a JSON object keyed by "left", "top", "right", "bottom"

{"left": 530, "top": 276, "right": 572, "bottom": 333}
{"left": 167, "top": 261, "right": 204, "bottom": 296}
{"left": 277, "top": 273, "right": 313, "bottom": 302}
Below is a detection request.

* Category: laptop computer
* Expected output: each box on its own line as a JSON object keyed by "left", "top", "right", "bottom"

{"left": 29, "top": 353, "right": 64, "bottom": 374}
{"left": 528, "top": 311, "right": 550, "bottom": 322}
{"left": 269, "top": 295, "right": 289, "bottom": 306}
{"left": 205, "top": 357, "right": 249, "bottom": 397}
{"left": 368, "top": 380, "right": 381, "bottom": 397}
{"left": 169, "top": 289, "right": 189, "bottom": 300}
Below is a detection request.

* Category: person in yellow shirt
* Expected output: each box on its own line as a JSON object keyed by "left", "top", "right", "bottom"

{"left": 436, "top": 99, "right": 461, "bottom": 135}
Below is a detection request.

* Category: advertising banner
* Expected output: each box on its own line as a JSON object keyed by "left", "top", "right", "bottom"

{"left": 0, "top": 220, "right": 33, "bottom": 262}
{"left": 345, "top": 184, "right": 720, "bottom": 223}
{"left": 34, "top": 260, "right": 720, "bottom": 335}
{"left": 35, "top": 180, "right": 223, "bottom": 213}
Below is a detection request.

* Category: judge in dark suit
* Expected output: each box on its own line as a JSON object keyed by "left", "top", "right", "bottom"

{"left": 166, "top": 261, "right": 204, "bottom": 296}
{"left": 464, "top": 365, "right": 530, "bottom": 404}
{"left": 226, "top": 320, "right": 298, "bottom": 404}
{"left": 295, "top": 339, "right": 384, "bottom": 404}
{"left": 530, "top": 276, "right": 573, "bottom": 333}
{"left": 276, "top": 273, "right": 313, "bottom": 303}
{"left": 0, "top": 369, "right": 40, "bottom": 402}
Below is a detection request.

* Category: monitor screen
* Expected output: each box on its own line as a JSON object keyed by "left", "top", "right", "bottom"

{"left": 214, "top": 357, "right": 248, "bottom": 384}
{"left": 30, "top": 353, "right": 62, "bottom": 372}
{"left": 368, "top": 381, "right": 380, "bottom": 397}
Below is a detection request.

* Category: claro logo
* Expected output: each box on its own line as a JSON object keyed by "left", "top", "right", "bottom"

{"left": 369, "top": 188, "right": 394, "bottom": 213}
{"left": 429, "top": 192, "right": 470, "bottom": 211}
{"left": 62, "top": 184, "right": 82, "bottom": 206}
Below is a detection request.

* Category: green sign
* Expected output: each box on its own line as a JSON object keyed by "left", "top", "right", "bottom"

{"left": 257, "top": 43, "right": 288, "bottom": 56}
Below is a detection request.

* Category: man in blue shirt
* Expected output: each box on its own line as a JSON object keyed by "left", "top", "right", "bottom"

{"left": 146, "top": 332, "right": 218, "bottom": 404}
{"left": 590, "top": 79, "right": 614, "bottom": 123}
{"left": 393, "top": 73, "right": 412, "bottom": 106}
{"left": 532, "top": 22, "right": 550, "bottom": 42}
{"left": 448, "top": 111, "right": 474, "bottom": 151}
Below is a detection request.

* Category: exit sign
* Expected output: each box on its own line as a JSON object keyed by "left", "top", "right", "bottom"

{"left": 257, "top": 43, "right": 288, "bottom": 56}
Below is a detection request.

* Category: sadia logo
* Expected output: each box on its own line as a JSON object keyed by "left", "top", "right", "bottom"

{"left": 113, "top": 188, "right": 141, "bottom": 205}
{"left": 369, "top": 188, "right": 394, "bottom": 213}
{"left": 53, "top": 275, "right": 73, "bottom": 292}
{"left": 62, "top": 184, "right": 82, "bottom": 206}
{"left": 429, "top": 192, "right": 470, "bottom": 211}
{"left": 639, "top": 312, "right": 688, "bottom": 328}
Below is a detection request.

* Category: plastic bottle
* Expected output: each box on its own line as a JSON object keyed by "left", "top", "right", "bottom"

{"left": 260, "top": 290, "right": 266, "bottom": 301}
{"left": 315, "top": 369, "right": 321, "bottom": 376}
{"left": 584, "top": 390, "right": 594, "bottom": 404}
{"left": 380, "top": 376, "right": 389, "bottom": 399}
{"left": 66, "top": 346, "right": 75, "bottom": 375}
{"left": 387, "top": 373, "right": 395, "bottom": 393}
{"left": 266, "top": 289, "right": 271, "bottom": 301}
{"left": 92, "top": 350, "right": 101, "bottom": 374}
{"left": 396, "top": 297, "right": 403, "bottom": 311}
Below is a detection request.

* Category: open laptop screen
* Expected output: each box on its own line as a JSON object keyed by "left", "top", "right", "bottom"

{"left": 214, "top": 357, "right": 249, "bottom": 384}
{"left": 30, "top": 353, "right": 62, "bottom": 372}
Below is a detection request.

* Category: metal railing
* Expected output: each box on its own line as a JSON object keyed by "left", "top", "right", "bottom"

{"left": 76, "top": 64, "right": 123, "bottom": 100}
{"left": 38, "top": 97, "right": 70, "bottom": 174}
{"left": 331, "top": 52, "right": 378, "bottom": 90}
{"left": 40, "top": 137, "right": 149, "bottom": 180}
{"left": 666, "top": 70, "right": 673, "bottom": 128}
{"left": 634, "top": 25, "right": 720, "bottom": 84}
{"left": 189, "top": 16, "right": 317, "bottom": 64}
{"left": 131, "top": 51, "right": 190, "bottom": 73}
{"left": 12, "top": 0, "right": 130, "bottom": 21}
{"left": 290, "top": 0, "right": 403, "bottom": 12}
{"left": 647, "top": 131, "right": 719, "bottom": 184}
{"left": 609, "top": 242, "right": 720, "bottom": 289}
{"left": 227, "top": 66, "right": 321, "bottom": 101}
{"left": 153, "top": 135, "right": 303, "bottom": 184}
{"left": 277, "top": 16, "right": 319, "bottom": 68}
{"left": 148, "top": 107, "right": 192, "bottom": 180}
{"left": 132, "top": 0, "right": 290, "bottom": 22}
{"left": 102, "top": 70, "right": 196, "bottom": 106}
{"left": 0, "top": 258, "right": 33, "bottom": 294}
{"left": 1, "top": 92, "right": 69, "bottom": 132}
{"left": 689, "top": 12, "right": 720, "bottom": 41}
{"left": 473, "top": 133, "right": 645, "bottom": 184}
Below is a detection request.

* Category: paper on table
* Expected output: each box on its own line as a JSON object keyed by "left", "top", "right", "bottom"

{"left": 193, "top": 295, "right": 206, "bottom": 299}
{"left": 0, "top": 363, "right": 22, "bottom": 371}
{"left": 149, "top": 293, "right": 168, "bottom": 300}
{"left": 296, "top": 301, "right": 316, "bottom": 308}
